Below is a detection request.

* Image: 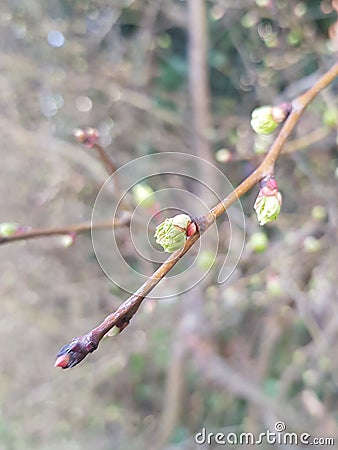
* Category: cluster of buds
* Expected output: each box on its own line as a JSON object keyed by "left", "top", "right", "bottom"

{"left": 73, "top": 127, "right": 99, "bottom": 148}
{"left": 154, "top": 213, "right": 197, "bottom": 253}
{"left": 251, "top": 103, "right": 291, "bottom": 135}
{"left": 254, "top": 176, "right": 282, "bottom": 226}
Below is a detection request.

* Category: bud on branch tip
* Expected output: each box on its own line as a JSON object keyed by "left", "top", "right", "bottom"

{"left": 73, "top": 127, "right": 99, "bottom": 148}
{"left": 55, "top": 335, "right": 98, "bottom": 369}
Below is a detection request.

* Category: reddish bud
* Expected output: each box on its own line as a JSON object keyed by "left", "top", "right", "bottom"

{"left": 55, "top": 334, "right": 98, "bottom": 369}
{"left": 54, "top": 353, "right": 70, "bottom": 368}
{"left": 259, "top": 176, "right": 278, "bottom": 196}
{"left": 16, "top": 225, "right": 32, "bottom": 235}
{"left": 73, "top": 127, "right": 99, "bottom": 148}
{"left": 254, "top": 175, "right": 282, "bottom": 226}
{"left": 186, "top": 221, "right": 197, "bottom": 237}
{"left": 271, "top": 103, "right": 292, "bottom": 123}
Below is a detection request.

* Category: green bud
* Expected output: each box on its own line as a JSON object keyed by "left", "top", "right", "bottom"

{"left": 255, "top": 0, "right": 271, "bottom": 7}
{"left": 323, "top": 108, "right": 338, "bottom": 128}
{"left": 266, "top": 275, "right": 283, "bottom": 296}
{"left": 303, "top": 236, "right": 321, "bottom": 253}
{"left": 251, "top": 106, "right": 279, "bottom": 135}
{"left": 154, "top": 214, "right": 191, "bottom": 253}
{"left": 302, "top": 369, "right": 318, "bottom": 387}
{"left": 251, "top": 104, "right": 290, "bottom": 135}
{"left": 0, "top": 222, "right": 20, "bottom": 237}
{"left": 254, "top": 133, "right": 273, "bottom": 155}
{"left": 196, "top": 251, "right": 215, "bottom": 270}
{"left": 215, "top": 148, "right": 232, "bottom": 163}
{"left": 132, "top": 184, "right": 155, "bottom": 208}
{"left": 60, "top": 233, "right": 76, "bottom": 248}
{"left": 106, "top": 326, "right": 120, "bottom": 337}
{"left": 311, "top": 205, "right": 327, "bottom": 221}
{"left": 248, "top": 231, "right": 269, "bottom": 252}
{"left": 254, "top": 191, "right": 282, "bottom": 226}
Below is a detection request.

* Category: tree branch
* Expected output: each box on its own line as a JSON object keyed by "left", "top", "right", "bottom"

{"left": 92, "top": 142, "right": 118, "bottom": 176}
{"left": 73, "top": 128, "right": 118, "bottom": 176}
{"left": 0, "top": 215, "right": 131, "bottom": 245}
{"left": 55, "top": 62, "right": 338, "bottom": 369}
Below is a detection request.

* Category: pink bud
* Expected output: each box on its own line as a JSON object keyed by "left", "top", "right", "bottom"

{"left": 271, "top": 103, "right": 292, "bottom": 123}
{"left": 73, "top": 127, "right": 99, "bottom": 148}
{"left": 186, "top": 221, "right": 197, "bottom": 237}
{"left": 259, "top": 175, "right": 279, "bottom": 196}
{"left": 54, "top": 353, "right": 70, "bottom": 368}
{"left": 15, "top": 225, "right": 32, "bottom": 235}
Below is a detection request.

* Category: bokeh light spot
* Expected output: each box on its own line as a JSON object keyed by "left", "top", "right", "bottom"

{"left": 47, "top": 30, "right": 65, "bottom": 48}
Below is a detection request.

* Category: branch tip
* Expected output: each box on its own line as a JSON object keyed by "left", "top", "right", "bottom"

{"left": 54, "top": 335, "right": 99, "bottom": 369}
{"left": 73, "top": 127, "right": 99, "bottom": 148}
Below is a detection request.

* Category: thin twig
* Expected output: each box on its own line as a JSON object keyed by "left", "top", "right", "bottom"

{"left": 92, "top": 143, "right": 118, "bottom": 176}
{"left": 73, "top": 128, "right": 118, "bottom": 176}
{"left": 55, "top": 62, "right": 338, "bottom": 369}
{"left": 0, "top": 216, "right": 131, "bottom": 245}
{"left": 91, "top": 142, "right": 131, "bottom": 211}
{"left": 74, "top": 129, "right": 131, "bottom": 211}
{"left": 283, "top": 126, "right": 331, "bottom": 154}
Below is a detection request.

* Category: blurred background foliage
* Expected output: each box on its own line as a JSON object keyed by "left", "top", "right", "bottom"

{"left": 0, "top": 0, "right": 337, "bottom": 449}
